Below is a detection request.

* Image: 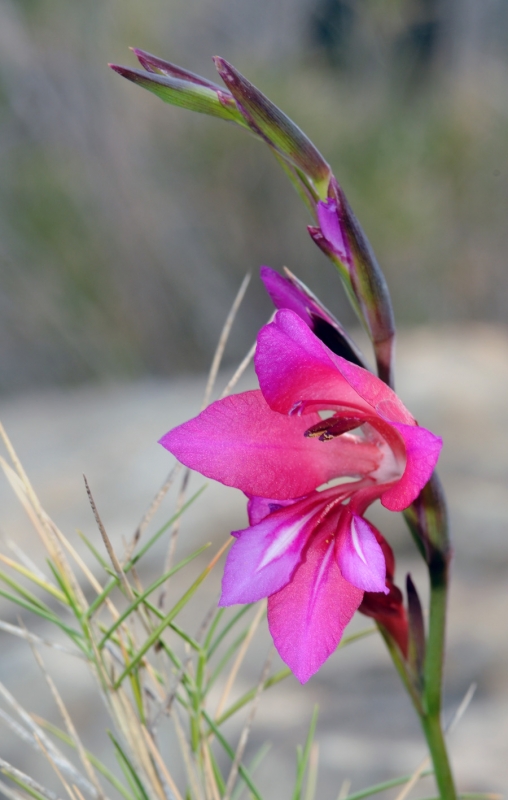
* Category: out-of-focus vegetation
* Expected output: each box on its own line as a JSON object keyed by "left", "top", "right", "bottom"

{"left": 1, "top": 0, "right": 507, "bottom": 391}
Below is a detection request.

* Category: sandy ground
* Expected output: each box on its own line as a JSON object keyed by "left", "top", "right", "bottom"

{"left": 0, "top": 325, "right": 507, "bottom": 798}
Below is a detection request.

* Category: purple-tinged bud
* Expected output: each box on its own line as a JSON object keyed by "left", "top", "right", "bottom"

{"left": 109, "top": 63, "right": 248, "bottom": 126}
{"left": 132, "top": 48, "right": 224, "bottom": 90}
{"left": 213, "top": 57, "right": 331, "bottom": 197}
{"left": 309, "top": 180, "right": 396, "bottom": 387}
{"left": 260, "top": 266, "right": 367, "bottom": 369}
{"left": 406, "top": 573, "right": 425, "bottom": 686}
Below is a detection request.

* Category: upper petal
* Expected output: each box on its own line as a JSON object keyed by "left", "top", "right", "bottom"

{"left": 267, "top": 520, "right": 363, "bottom": 683}
{"left": 160, "top": 389, "right": 382, "bottom": 499}
{"left": 260, "top": 266, "right": 312, "bottom": 325}
{"left": 255, "top": 310, "right": 370, "bottom": 415}
{"left": 256, "top": 309, "right": 416, "bottom": 428}
{"left": 328, "top": 353, "right": 415, "bottom": 425}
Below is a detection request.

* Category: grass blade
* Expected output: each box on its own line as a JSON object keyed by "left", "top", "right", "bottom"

{"left": 99, "top": 544, "right": 210, "bottom": 648}
{"left": 292, "top": 706, "right": 319, "bottom": 800}
{"left": 108, "top": 733, "right": 150, "bottom": 800}
{"left": 114, "top": 539, "right": 231, "bottom": 688}
{"left": 0, "top": 589, "right": 85, "bottom": 650}
{"left": 0, "top": 760, "right": 60, "bottom": 800}
{"left": 341, "top": 770, "right": 434, "bottom": 800}
{"left": 128, "top": 487, "right": 207, "bottom": 568}
{"left": 34, "top": 718, "right": 135, "bottom": 800}
{"left": 230, "top": 743, "right": 271, "bottom": 800}
{"left": 0, "top": 570, "right": 55, "bottom": 612}
{"left": 0, "top": 555, "right": 66, "bottom": 604}
{"left": 216, "top": 667, "right": 292, "bottom": 725}
{"left": 76, "top": 531, "right": 110, "bottom": 571}
{"left": 206, "top": 605, "right": 253, "bottom": 658}
{"left": 202, "top": 712, "right": 263, "bottom": 800}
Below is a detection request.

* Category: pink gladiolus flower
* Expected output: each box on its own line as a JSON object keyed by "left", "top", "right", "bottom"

{"left": 160, "top": 310, "right": 442, "bottom": 682}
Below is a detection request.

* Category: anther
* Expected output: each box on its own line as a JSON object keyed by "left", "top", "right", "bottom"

{"left": 304, "top": 416, "right": 362, "bottom": 441}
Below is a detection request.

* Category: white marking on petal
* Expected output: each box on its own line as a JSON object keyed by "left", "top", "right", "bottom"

{"left": 370, "top": 436, "right": 405, "bottom": 484}
{"left": 308, "top": 537, "right": 335, "bottom": 615}
{"left": 257, "top": 510, "right": 315, "bottom": 571}
{"left": 350, "top": 516, "right": 367, "bottom": 565}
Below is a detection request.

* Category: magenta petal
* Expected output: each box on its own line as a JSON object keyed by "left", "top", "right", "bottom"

{"left": 329, "top": 353, "right": 415, "bottom": 425}
{"left": 380, "top": 423, "right": 443, "bottom": 512}
{"left": 161, "top": 389, "right": 381, "bottom": 499}
{"left": 219, "top": 500, "right": 320, "bottom": 605}
{"left": 255, "top": 310, "right": 370, "bottom": 415}
{"left": 260, "top": 266, "right": 312, "bottom": 325}
{"left": 267, "top": 523, "right": 363, "bottom": 683}
{"left": 337, "top": 514, "right": 388, "bottom": 593}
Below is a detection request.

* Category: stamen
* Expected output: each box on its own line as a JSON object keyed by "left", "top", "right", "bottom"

{"left": 304, "top": 416, "right": 362, "bottom": 441}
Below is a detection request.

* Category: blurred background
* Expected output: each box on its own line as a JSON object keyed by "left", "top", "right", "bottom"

{"left": 1, "top": 0, "right": 508, "bottom": 796}
{"left": 0, "top": 0, "right": 507, "bottom": 390}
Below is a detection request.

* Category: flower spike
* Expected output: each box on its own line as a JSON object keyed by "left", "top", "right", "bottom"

{"left": 213, "top": 57, "right": 331, "bottom": 197}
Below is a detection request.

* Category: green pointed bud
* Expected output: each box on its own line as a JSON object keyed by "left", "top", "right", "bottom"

{"left": 109, "top": 64, "right": 249, "bottom": 127}
{"left": 213, "top": 57, "right": 331, "bottom": 197}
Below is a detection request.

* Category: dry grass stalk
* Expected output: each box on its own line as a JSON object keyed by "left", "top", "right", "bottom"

{"left": 223, "top": 649, "right": 274, "bottom": 800}
{"left": 0, "top": 431, "right": 86, "bottom": 610}
{"left": 158, "top": 469, "right": 191, "bottom": 604}
{"left": 83, "top": 476, "right": 134, "bottom": 603}
{"left": 126, "top": 463, "right": 181, "bottom": 563}
{"left": 3, "top": 537, "right": 47, "bottom": 581}
{"left": 0, "top": 621, "right": 85, "bottom": 659}
{"left": 32, "top": 730, "right": 81, "bottom": 800}
{"left": 0, "top": 682, "right": 92, "bottom": 794}
{"left": 219, "top": 341, "right": 256, "bottom": 399}
{"left": 304, "top": 743, "right": 319, "bottom": 800}
{"left": 0, "top": 757, "right": 63, "bottom": 800}
{"left": 219, "top": 312, "right": 274, "bottom": 400}
{"left": 201, "top": 742, "right": 221, "bottom": 800}
{"left": 141, "top": 725, "right": 184, "bottom": 800}
{"left": 109, "top": 689, "right": 165, "bottom": 800}
{"left": 215, "top": 601, "right": 266, "bottom": 720}
{"left": 0, "top": 779, "right": 43, "bottom": 800}
{"left": 27, "top": 639, "right": 106, "bottom": 800}
{"left": 201, "top": 273, "right": 251, "bottom": 411}
{"left": 172, "top": 706, "right": 205, "bottom": 800}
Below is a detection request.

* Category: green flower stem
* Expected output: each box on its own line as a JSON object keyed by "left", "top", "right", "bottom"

{"left": 420, "top": 556, "right": 457, "bottom": 800}
{"left": 378, "top": 625, "right": 423, "bottom": 717}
